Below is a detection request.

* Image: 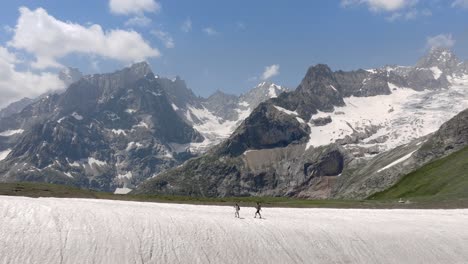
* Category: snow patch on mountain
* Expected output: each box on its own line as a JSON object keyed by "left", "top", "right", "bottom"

{"left": 274, "top": 106, "right": 299, "bottom": 116}
{"left": 267, "top": 83, "right": 284, "bottom": 98}
{"left": 0, "top": 149, "right": 11, "bottom": 161}
{"left": 133, "top": 121, "right": 149, "bottom": 129}
{"left": 114, "top": 188, "right": 132, "bottom": 194}
{"left": 110, "top": 129, "right": 127, "bottom": 136}
{"left": 88, "top": 158, "right": 107, "bottom": 167}
{"left": 306, "top": 82, "right": 468, "bottom": 154}
{"left": 117, "top": 171, "right": 133, "bottom": 180}
{"left": 430, "top": 67, "right": 442, "bottom": 80}
{"left": 185, "top": 105, "right": 246, "bottom": 152}
{"left": 377, "top": 150, "right": 417, "bottom": 172}
{"left": 69, "top": 160, "right": 82, "bottom": 167}
{"left": 0, "top": 129, "right": 24, "bottom": 137}
{"left": 165, "top": 82, "right": 287, "bottom": 153}
{"left": 71, "top": 112, "right": 83, "bottom": 120}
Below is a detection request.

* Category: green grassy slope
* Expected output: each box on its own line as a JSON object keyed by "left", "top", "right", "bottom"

{"left": 371, "top": 146, "right": 468, "bottom": 200}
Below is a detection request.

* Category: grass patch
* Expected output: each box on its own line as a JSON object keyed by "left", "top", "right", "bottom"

{"left": 371, "top": 146, "right": 468, "bottom": 201}
{"left": 1, "top": 181, "right": 468, "bottom": 209}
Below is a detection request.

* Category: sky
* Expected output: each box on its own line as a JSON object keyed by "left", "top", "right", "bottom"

{"left": 0, "top": 0, "right": 467, "bottom": 107}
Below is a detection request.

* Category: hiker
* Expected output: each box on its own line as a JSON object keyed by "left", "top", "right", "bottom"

{"left": 234, "top": 203, "right": 240, "bottom": 218}
{"left": 254, "top": 202, "right": 262, "bottom": 219}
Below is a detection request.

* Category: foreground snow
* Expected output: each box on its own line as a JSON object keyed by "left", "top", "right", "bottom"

{"left": 1, "top": 196, "right": 468, "bottom": 264}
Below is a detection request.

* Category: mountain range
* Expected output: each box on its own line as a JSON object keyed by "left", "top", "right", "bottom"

{"left": 0, "top": 63, "right": 287, "bottom": 193}
{"left": 135, "top": 47, "right": 468, "bottom": 199}
{"left": 0, "top": 47, "right": 467, "bottom": 199}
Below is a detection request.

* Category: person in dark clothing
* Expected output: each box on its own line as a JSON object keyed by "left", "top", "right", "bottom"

{"left": 254, "top": 202, "right": 262, "bottom": 219}
{"left": 234, "top": 203, "right": 240, "bottom": 218}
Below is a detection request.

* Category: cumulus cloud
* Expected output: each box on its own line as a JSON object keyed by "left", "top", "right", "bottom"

{"left": 261, "top": 64, "right": 280, "bottom": 80}
{"left": 8, "top": 7, "right": 159, "bottom": 69}
{"left": 109, "top": 0, "right": 160, "bottom": 15}
{"left": 151, "top": 29, "right": 175, "bottom": 48}
{"left": 341, "top": 0, "right": 434, "bottom": 22}
{"left": 452, "top": 0, "right": 468, "bottom": 8}
{"left": 0, "top": 46, "right": 64, "bottom": 108}
{"left": 125, "top": 15, "right": 152, "bottom": 27}
{"left": 203, "top": 27, "right": 218, "bottom": 36}
{"left": 426, "top": 34, "right": 456, "bottom": 49}
{"left": 341, "top": 0, "right": 418, "bottom": 12}
{"left": 181, "top": 18, "right": 192, "bottom": 33}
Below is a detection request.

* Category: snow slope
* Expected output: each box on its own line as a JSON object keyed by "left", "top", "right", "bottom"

{"left": 175, "top": 82, "right": 287, "bottom": 153}
{"left": 306, "top": 83, "right": 468, "bottom": 154}
{"left": 1, "top": 196, "right": 468, "bottom": 264}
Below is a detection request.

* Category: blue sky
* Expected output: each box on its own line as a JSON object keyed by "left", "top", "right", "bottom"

{"left": 0, "top": 0, "right": 467, "bottom": 105}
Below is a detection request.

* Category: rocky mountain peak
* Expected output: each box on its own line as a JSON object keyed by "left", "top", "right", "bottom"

{"left": 303, "top": 64, "right": 335, "bottom": 84}
{"left": 416, "top": 47, "right": 461, "bottom": 74}
{"left": 128, "top": 61, "right": 153, "bottom": 77}
{"left": 239, "top": 81, "right": 288, "bottom": 109}
{"left": 58, "top": 67, "right": 83, "bottom": 87}
{"left": 252, "top": 81, "right": 287, "bottom": 96}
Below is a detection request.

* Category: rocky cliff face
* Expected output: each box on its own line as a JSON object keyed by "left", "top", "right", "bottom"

{"left": 137, "top": 48, "right": 468, "bottom": 198}
{"left": 0, "top": 63, "right": 204, "bottom": 191}
{"left": 0, "top": 98, "right": 34, "bottom": 119}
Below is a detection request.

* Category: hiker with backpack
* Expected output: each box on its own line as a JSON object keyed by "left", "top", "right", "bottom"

{"left": 254, "top": 202, "right": 262, "bottom": 219}
{"left": 234, "top": 203, "right": 240, "bottom": 218}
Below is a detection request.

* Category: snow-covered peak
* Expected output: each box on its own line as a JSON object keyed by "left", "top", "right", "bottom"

{"left": 248, "top": 81, "right": 288, "bottom": 100}
{"left": 428, "top": 47, "right": 455, "bottom": 62}
{"left": 416, "top": 47, "right": 461, "bottom": 75}
{"left": 234, "top": 81, "right": 289, "bottom": 115}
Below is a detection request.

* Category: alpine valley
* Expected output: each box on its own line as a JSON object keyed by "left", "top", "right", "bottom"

{"left": 1, "top": 47, "right": 468, "bottom": 199}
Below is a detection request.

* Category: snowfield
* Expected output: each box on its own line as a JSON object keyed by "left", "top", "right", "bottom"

{"left": 1, "top": 196, "right": 468, "bottom": 264}
{"left": 306, "top": 83, "right": 468, "bottom": 153}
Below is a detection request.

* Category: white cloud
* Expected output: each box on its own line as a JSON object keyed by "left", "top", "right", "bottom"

{"left": 341, "top": 0, "right": 418, "bottom": 12}
{"left": 203, "top": 27, "right": 218, "bottom": 36}
{"left": 151, "top": 29, "right": 174, "bottom": 48}
{"left": 125, "top": 15, "right": 152, "bottom": 27}
{"left": 261, "top": 64, "right": 280, "bottom": 80}
{"left": 109, "top": 0, "right": 160, "bottom": 15}
{"left": 452, "top": 0, "right": 468, "bottom": 8}
{"left": 3, "top": 25, "right": 14, "bottom": 33}
{"left": 0, "top": 46, "right": 64, "bottom": 108}
{"left": 386, "top": 8, "right": 431, "bottom": 21}
{"left": 181, "top": 18, "right": 192, "bottom": 33}
{"left": 426, "top": 34, "right": 456, "bottom": 49}
{"left": 8, "top": 7, "right": 159, "bottom": 69}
